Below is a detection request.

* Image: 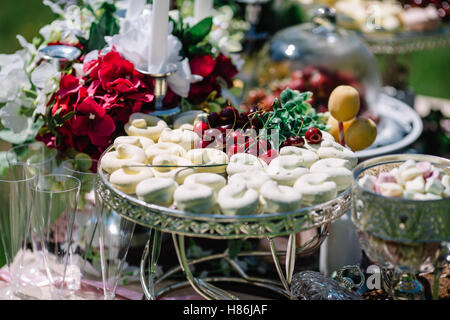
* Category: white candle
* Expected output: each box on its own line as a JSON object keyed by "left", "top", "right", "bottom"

{"left": 194, "top": 0, "right": 213, "bottom": 22}
{"left": 148, "top": 0, "right": 169, "bottom": 73}
{"left": 126, "top": 0, "right": 146, "bottom": 19}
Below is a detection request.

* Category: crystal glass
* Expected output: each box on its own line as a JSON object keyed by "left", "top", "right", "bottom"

{"left": 6, "top": 142, "right": 57, "bottom": 175}
{"left": 62, "top": 159, "right": 101, "bottom": 274}
{"left": 0, "top": 163, "right": 38, "bottom": 299}
{"left": 95, "top": 187, "right": 136, "bottom": 300}
{"left": 352, "top": 154, "right": 450, "bottom": 300}
{"left": 32, "top": 174, "right": 81, "bottom": 299}
{"left": 7, "top": 142, "right": 59, "bottom": 275}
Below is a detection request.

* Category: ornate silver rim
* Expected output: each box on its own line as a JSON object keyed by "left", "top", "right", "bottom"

{"left": 97, "top": 145, "right": 352, "bottom": 239}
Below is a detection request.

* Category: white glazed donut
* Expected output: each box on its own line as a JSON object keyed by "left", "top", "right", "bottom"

{"left": 266, "top": 155, "right": 309, "bottom": 186}
{"left": 173, "top": 110, "right": 206, "bottom": 129}
{"left": 109, "top": 166, "right": 155, "bottom": 194}
{"left": 316, "top": 140, "right": 358, "bottom": 168}
{"left": 152, "top": 154, "right": 195, "bottom": 184}
{"left": 309, "top": 158, "right": 353, "bottom": 191}
{"left": 174, "top": 183, "right": 216, "bottom": 213}
{"left": 145, "top": 142, "right": 186, "bottom": 163}
{"left": 293, "top": 173, "right": 337, "bottom": 206}
{"left": 226, "top": 153, "right": 267, "bottom": 176}
{"left": 227, "top": 170, "right": 272, "bottom": 192}
{"left": 183, "top": 173, "right": 226, "bottom": 195}
{"left": 158, "top": 128, "right": 200, "bottom": 151}
{"left": 217, "top": 182, "right": 259, "bottom": 216}
{"left": 101, "top": 144, "right": 147, "bottom": 174}
{"left": 279, "top": 146, "right": 319, "bottom": 168}
{"left": 113, "top": 136, "right": 155, "bottom": 150}
{"left": 259, "top": 180, "right": 302, "bottom": 213}
{"left": 184, "top": 148, "right": 229, "bottom": 174}
{"left": 124, "top": 113, "right": 168, "bottom": 141}
{"left": 136, "top": 177, "right": 177, "bottom": 206}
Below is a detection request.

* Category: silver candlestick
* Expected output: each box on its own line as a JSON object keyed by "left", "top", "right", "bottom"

{"left": 38, "top": 45, "right": 82, "bottom": 71}
{"left": 136, "top": 63, "right": 180, "bottom": 117}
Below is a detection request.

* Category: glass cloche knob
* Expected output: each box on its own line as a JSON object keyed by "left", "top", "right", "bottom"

{"left": 313, "top": 7, "right": 337, "bottom": 25}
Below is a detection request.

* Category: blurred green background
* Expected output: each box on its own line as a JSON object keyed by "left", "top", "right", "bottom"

{"left": 1, "top": 0, "right": 449, "bottom": 99}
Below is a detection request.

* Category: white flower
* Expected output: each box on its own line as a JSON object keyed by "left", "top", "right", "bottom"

{"left": 0, "top": 51, "right": 31, "bottom": 103}
{"left": 31, "top": 61, "right": 60, "bottom": 118}
{"left": 0, "top": 101, "right": 29, "bottom": 133}
{"left": 106, "top": 8, "right": 201, "bottom": 98}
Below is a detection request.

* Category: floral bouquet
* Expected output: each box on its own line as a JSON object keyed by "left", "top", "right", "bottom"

{"left": 0, "top": 0, "right": 242, "bottom": 161}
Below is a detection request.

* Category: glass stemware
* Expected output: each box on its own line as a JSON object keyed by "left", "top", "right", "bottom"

{"left": 6, "top": 142, "right": 58, "bottom": 288}
{"left": 6, "top": 142, "right": 57, "bottom": 175}
{"left": 95, "top": 189, "right": 136, "bottom": 300}
{"left": 32, "top": 174, "right": 81, "bottom": 299}
{"left": 62, "top": 158, "right": 104, "bottom": 299}
{"left": 0, "top": 163, "right": 38, "bottom": 299}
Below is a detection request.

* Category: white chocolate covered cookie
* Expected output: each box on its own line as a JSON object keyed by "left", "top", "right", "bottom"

{"left": 310, "top": 158, "right": 353, "bottom": 191}
{"left": 152, "top": 154, "right": 195, "bottom": 184}
{"left": 158, "top": 128, "right": 200, "bottom": 151}
{"left": 226, "top": 153, "right": 267, "bottom": 176}
{"left": 228, "top": 170, "right": 272, "bottom": 192}
{"left": 145, "top": 142, "right": 186, "bottom": 163}
{"left": 109, "top": 166, "right": 154, "bottom": 194}
{"left": 136, "top": 177, "right": 177, "bottom": 206}
{"left": 174, "top": 183, "right": 216, "bottom": 213}
{"left": 217, "top": 182, "right": 259, "bottom": 216}
{"left": 279, "top": 147, "right": 319, "bottom": 168}
{"left": 125, "top": 113, "right": 168, "bottom": 141}
{"left": 183, "top": 173, "right": 226, "bottom": 195}
{"left": 185, "top": 148, "right": 229, "bottom": 174}
{"left": 101, "top": 144, "right": 147, "bottom": 174}
{"left": 316, "top": 140, "right": 358, "bottom": 168}
{"left": 259, "top": 180, "right": 302, "bottom": 213}
{"left": 294, "top": 173, "right": 337, "bottom": 206}
{"left": 113, "top": 136, "right": 155, "bottom": 150}
{"left": 266, "top": 155, "right": 309, "bottom": 186}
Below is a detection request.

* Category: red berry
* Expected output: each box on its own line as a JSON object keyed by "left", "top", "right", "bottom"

{"left": 287, "top": 136, "right": 305, "bottom": 148}
{"left": 207, "top": 112, "right": 222, "bottom": 128}
{"left": 195, "top": 140, "right": 211, "bottom": 149}
{"left": 226, "top": 130, "right": 244, "bottom": 145}
{"left": 260, "top": 149, "right": 279, "bottom": 164}
{"left": 220, "top": 107, "right": 238, "bottom": 122}
{"left": 193, "top": 122, "right": 209, "bottom": 137}
{"left": 227, "top": 144, "right": 244, "bottom": 158}
{"left": 305, "top": 127, "right": 322, "bottom": 144}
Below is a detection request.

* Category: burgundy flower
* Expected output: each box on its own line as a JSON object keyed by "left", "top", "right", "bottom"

{"left": 189, "top": 55, "right": 217, "bottom": 78}
{"left": 71, "top": 97, "right": 116, "bottom": 148}
{"left": 213, "top": 54, "right": 238, "bottom": 87}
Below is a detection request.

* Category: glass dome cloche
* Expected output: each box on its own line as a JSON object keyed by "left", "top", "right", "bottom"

{"left": 246, "top": 7, "right": 381, "bottom": 115}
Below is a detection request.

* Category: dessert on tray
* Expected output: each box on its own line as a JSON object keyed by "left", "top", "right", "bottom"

{"left": 99, "top": 86, "right": 377, "bottom": 215}
{"left": 358, "top": 159, "right": 450, "bottom": 200}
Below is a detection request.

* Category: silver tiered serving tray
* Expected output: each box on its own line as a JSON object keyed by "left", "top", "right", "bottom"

{"left": 352, "top": 154, "right": 450, "bottom": 299}
{"left": 96, "top": 145, "right": 352, "bottom": 300}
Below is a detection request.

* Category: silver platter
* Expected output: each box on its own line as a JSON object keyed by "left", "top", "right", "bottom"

{"left": 96, "top": 145, "right": 351, "bottom": 239}
{"left": 355, "top": 93, "right": 423, "bottom": 160}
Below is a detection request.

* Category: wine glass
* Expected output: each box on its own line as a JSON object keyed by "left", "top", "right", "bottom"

{"left": 62, "top": 158, "right": 105, "bottom": 299}
{"left": 0, "top": 163, "right": 38, "bottom": 299}
{"left": 6, "top": 142, "right": 58, "bottom": 286}
{"left": 32, "top": 174, "right": 81, "bottom": 299}
{"left": 95, "top": 188, "right": 136, "bottom": 300}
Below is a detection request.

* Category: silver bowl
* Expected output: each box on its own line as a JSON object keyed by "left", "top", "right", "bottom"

{"left": 352, "top": 154, "right": 450, "bottom": 299}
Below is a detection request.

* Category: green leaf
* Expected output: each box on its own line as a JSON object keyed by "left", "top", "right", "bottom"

{"left": 185, "top": 17, "right": 213, "bottom": 45}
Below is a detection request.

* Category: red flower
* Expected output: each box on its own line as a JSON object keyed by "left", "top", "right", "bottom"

{"left": 189, "top": 55, "right": 217, "bottom": 77}
{"left": 213, "top": 54, "right": 238, "bottom": 87}
{"left": 71, "top": 97, "right": 116, "bottom": 148}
